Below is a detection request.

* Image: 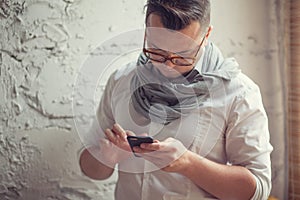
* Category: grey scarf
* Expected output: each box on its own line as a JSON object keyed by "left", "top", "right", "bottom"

{"left": 130, "top": 41, "right": 240, "bottom": 124}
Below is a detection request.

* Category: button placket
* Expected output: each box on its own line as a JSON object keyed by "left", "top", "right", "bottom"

{"left": 141, "top": 169, "right": 151, "bottom": 200}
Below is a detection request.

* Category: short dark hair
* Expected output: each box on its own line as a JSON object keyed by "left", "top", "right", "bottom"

{"left": 144, "top": 0, "right": 211, "bottom": 32}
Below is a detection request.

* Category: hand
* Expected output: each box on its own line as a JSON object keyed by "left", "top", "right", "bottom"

{"left": 133, "top": 137, "right": 190, "bottom": 173}
{"left": 97, "top": 124, "right": 134, "bottom": 166}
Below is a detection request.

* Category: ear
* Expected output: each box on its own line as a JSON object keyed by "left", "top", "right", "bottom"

{"left": 203, "top": 25, "right": 213, "bottom": 46}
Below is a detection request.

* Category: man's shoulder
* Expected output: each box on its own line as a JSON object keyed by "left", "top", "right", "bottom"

{"left": 109, "top": 61, "right": 137, "bottom": 83}
{"left": 226, "top": 72, "right": 262, "bottom": 99}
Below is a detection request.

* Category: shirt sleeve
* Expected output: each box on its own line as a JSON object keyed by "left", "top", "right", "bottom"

{"left": 78, "top": 71, "right": 117, "bottom": 155}
{"left": 225, "top": 84, "right": 273, "bottom": 200}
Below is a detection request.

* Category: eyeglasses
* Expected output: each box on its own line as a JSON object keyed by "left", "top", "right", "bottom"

{"left": 142, "top": 32, "right": 206, "bottom": 66}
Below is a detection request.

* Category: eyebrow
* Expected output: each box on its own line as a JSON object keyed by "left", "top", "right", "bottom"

{"left": 149, "top": 41, "right": 196, "bottom": 55}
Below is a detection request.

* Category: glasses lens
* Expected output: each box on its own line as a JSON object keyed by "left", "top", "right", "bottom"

{"left": 143, "top": 48, "right": 195, "bottom": 66}
{"left": 172, "top": 58, "right": 194, "bottom": 66}
{"left": 144, "top": 50, "right": 166, "bottom": 62}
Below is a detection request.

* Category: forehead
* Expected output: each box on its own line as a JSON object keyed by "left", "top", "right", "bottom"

{"left": 146, "top": 14, "right": 202, "bottom": 52}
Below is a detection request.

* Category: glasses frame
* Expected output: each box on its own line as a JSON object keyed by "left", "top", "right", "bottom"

{"left": 142, "top": 30, "right": 206, "bottom": 66}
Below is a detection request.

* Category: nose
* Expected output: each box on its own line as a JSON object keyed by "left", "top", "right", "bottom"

{"left": 164, "top": 59, "right": 176, "bottom": 68}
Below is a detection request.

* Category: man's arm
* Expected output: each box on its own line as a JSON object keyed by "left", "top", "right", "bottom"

{"left": 79, "top": 124, "right": 134, "bottom": 180}
{"left": 78, "top": 70, "right": 120, "bottom": 180}
{"left": 79, "top": 146, "right": 115, "bottom": 180}
{"left": 179, "top": 151, "right": 256, "bottom": 200}
{"left": 135, "top": 139, "right": 256, "bottom": 200}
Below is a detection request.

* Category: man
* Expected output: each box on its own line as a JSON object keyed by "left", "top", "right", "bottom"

{"left": 79, "top": 0, "right": 273, "bottom": 199}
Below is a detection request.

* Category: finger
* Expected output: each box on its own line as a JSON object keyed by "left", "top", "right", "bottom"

{"left": 133, "top": 146, "right": 154, "bottom": 154}
{"left": 125, "top": 130, "right": 136, "bottom": 136}
{"left": 140, "top": 142, "right": 163, "bottom": 151}
{"left": 105, "top": 128, "right": 117, "bottom": 144}
{"left": 112, "top": 124, "right": 126, "bottom": 140}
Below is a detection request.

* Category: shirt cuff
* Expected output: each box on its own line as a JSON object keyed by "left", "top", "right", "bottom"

{"left": 250, "top": 174, "right": 269, "bottom": 200}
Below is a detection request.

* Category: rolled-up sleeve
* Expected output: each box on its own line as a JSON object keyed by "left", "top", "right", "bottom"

{"left": 77, "top": 71, "right": 117, "bottom": 158}
{"left": 225, "top": 84, "right": 273, "bottom": 200}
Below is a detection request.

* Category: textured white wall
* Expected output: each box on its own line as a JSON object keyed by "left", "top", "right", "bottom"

{"left": 0, "top": 0, "right": 286, "bottom": 199}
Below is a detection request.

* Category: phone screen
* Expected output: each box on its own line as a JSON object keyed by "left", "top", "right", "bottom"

{"left": 127, "top": 136, "right": 153, "bottom": 157}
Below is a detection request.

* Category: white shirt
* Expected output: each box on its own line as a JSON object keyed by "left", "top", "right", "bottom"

{"left": 81, "top": 60, "right": 273, "bottom": 200}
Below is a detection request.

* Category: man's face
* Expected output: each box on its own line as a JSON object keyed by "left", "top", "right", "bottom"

{"left": 145, "top": 14, "right": 206, "bottom": 78}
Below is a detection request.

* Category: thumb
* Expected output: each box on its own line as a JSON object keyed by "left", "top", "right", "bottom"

{"left": 125, "top": 130, "right": 136, "bottom": 136}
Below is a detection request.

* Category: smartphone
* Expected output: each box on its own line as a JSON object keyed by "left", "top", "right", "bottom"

{"left": 127, "top": 136, "right": 153, "bottom": 157}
